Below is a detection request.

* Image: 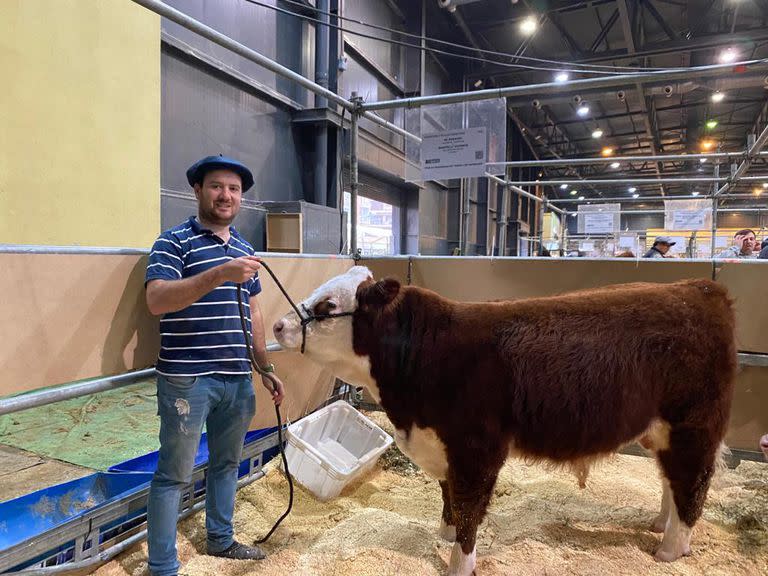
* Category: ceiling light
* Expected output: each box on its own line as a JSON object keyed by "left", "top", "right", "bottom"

{"left": 762, "top": 182, "right": 768, "bottom": 188}
{"left": 570, "top": 189, "right": 578, "bottom": 195}
{"left": 700, "top": 140, "right": 716, "bottom": 151}
{"left": 700, "top": 158, "right": 707, "bottom": 163}
{"left": 711, "top": 91, "right": 725, "bottom": 103}
{"left": 473, "top": 79, "right": 484, "bottom": 88}
{"left": 718, "top": 48, "right": 737, "bottom": 63}
{"left": 578, "top": 196, "right": 585, "bottom": 200}
{"left": 610, "top": 161, "right": 620, "bottom": 169}
{"left": 706, "top": 120, "right": 718, "bottom": 129}
{"left": 628, "top": 186, "right": 637, "bottom": 193}
{"left": 592, "top": 129, "right": 603, "bottom": 139}
{"left": 520, "top": 16, "right": 537, "bottom": 35}
{"left": 692, "top": 191, "right": 700, "bottom": 196}
{"left": 555, "top": 72, "right": 569, "bottom": 83}
{"left": 754, "top": 188, "right": 763, "bottom": 196}
{"left": 560, "top": 184, "right": 568, "bottom": 190}
{"left": 601, "top": 147, "right": 614, "bottom": 156}
{"left": 632, "top": 193, "right": 639, "bottom": 198}
{"left": 577, "top": 104, "right": 590, "bottom": 117}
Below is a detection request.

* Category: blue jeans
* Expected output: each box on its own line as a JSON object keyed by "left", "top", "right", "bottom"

{"left": 147, "top": 373, "right": 256, "bottom": 576}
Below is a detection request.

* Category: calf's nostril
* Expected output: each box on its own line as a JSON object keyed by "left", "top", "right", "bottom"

{"left": 273, "top": 320, "right": 284, "bottom": 334}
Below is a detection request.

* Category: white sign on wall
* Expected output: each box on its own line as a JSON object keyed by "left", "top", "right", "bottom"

{"left": 421, "top": 127, "right": 487, "bottom": 180}
{"left": 618, "top": 235, "right": 636, "bottom": 249}
{"left": 672, "top": 209, "right": 709, "bottom": 230}
{"left": 583, "top": 212, "right": 616, "bottom": 234}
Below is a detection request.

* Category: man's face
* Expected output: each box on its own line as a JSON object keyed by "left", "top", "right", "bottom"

{"left": 657, "top": 242, "right": 671, "bottom": 255}
{"left": 195, "top": 169, "right": 243, "bottom": 226}
{"left": 741, "top": 232, "right": 756, "bottom": 254}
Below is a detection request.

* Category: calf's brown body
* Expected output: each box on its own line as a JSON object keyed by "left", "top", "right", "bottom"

{"left": 352, "top": 277, "right": 736, "bottom": 566}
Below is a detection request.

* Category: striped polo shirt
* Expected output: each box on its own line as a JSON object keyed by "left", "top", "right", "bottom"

{"left": 145, "top": 216, "right": 261, "bottom": 377}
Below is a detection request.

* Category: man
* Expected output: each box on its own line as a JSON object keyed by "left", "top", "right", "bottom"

{"left": 759, "top": 238, "right": 768, "bottom": 260}
{"left": 716, "top": 229, "right": 757, "bottom": 259}
{"left": 642, "top": 236, "right": 675, "bottom": 258}
{"left": 145, "top": 155, "right": 285, "bottom": 576}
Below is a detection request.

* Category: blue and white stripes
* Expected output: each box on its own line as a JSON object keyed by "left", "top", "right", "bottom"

{"left": 146, "top": 216, "right": 261, "bottom": 377}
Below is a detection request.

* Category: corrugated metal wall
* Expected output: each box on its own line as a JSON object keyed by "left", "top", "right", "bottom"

{"left": 157, "top": 0, "right": 458, "bottom": 255}
{"left": 161, "top": 0, "right": 309, "bottom": 104}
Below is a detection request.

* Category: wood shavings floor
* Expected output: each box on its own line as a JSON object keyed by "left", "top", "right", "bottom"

{"left": 96, "top": 414, "right": 768, "bottom": 576}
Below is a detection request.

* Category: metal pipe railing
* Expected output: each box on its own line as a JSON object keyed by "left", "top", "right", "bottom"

{"left": 350, "top": 111, "right": 360, "bottom": 254}
{"left": 564, "top": 207, "right": 766, "bottom": 216}
{"left": 361, "top": 111, "right": 422, "bottom": 144}
{"left": 0, "top": 343, "right": 284, "bottom": 417}
{"left": 130, "top": 0, "right": 423, "bottom": 145}
{"left": 487, "top": 151, "right": 768, "bottom": 168}
{"left": 550, "top": 193, "right": 758, "bottom": 203}
{"left": 0, "top": 244, "right": 358, "bottom": 259}
{"left": 0, "top": 369, "right": 156, "bottom": 417}
{"left": 131, "top": 0, "right": 354, "bottom": 112}
{"left": 485, "top": 173, "right": 566, "bottom": 215}
{"left": 506, "top": 175, "right": 768, "bottom": 186}
{"left": 715, "top": 124, "right": 768, "bottom": 196}
{"left": 361, "top": 59, "right": 768, "bottom": 111}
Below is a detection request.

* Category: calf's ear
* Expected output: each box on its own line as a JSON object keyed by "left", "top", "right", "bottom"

{"left": 356, "top": 277, "right": 401, "bottom": 308}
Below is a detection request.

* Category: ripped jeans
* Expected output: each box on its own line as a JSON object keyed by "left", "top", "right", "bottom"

{"left": 147, "top": 373, "right": 256, "bottom": 576}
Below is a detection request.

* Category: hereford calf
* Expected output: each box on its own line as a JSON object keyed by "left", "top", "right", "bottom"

{"left": 273, "top": 266, "right": 736, "bottom": 576}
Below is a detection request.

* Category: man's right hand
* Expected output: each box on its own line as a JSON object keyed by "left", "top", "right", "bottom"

{"left": 733, "top": 234, "right": 747, "bottom": 250}
{"left": 219, "top": 256, "right": 262, "bottom": 283}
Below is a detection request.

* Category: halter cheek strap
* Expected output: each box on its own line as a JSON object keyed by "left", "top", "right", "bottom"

{"left": 298, "top": 303, "right": 353, "bottom": 353}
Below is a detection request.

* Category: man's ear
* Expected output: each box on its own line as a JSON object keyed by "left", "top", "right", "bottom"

{"left": 193, "top": 183, "right": 201, "bottom": 201}
{"left": 356, "top": 277, "right": 401, "bottom": 309}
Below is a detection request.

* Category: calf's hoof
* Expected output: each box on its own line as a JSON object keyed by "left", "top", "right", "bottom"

{"left": 654, "top": 543, "right": 691, "bottom": 562}
{"left": 447, "top": 542, "right": 476, "bottom": 576}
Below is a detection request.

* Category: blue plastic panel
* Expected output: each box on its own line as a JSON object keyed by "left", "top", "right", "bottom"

{"left": 0, "top": 472, "right": 153, "bottom": 551}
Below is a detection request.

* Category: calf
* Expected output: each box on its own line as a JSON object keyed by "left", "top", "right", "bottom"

{"left": 273, "top": 266, "right": 736, "bottom": 576}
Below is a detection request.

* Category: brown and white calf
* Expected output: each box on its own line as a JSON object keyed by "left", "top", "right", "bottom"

{"left": 273, "top": 266, "right": 736, "bottom": 576}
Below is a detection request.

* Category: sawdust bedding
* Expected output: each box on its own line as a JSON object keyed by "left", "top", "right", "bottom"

{"left": 97, "top": 411, "right": 768, "bottom": 576}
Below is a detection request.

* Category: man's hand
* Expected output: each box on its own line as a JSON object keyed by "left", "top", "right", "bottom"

{"left": 219, "top": 256, "right": 262, "bottom": 284}
{"left": 733, "top": 234, "right": 748, "bottom": 251}
{"left": 261, "top": 373, "right": 285, "bottom": 406}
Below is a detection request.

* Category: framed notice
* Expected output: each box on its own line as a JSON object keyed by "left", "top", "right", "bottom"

{"left": 421, "top": 127, "right": 487, "bottom": 180}
{"left": 672, "top": 209, "right": 710, "bottom": 230}
{"left": 583, "top": 212, "right": 616, "bottom": 234}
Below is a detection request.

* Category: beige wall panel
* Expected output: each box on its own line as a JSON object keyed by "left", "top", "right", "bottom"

{"left": 254, "top": 256, "right": 353, "bottom": 334}
{"left": 410, "top": 258, "right": 713, "bottom": 301}
{"left": 0, "top": 254, "right": 351, "bottom": 397}
{"left": 360, "top": 258, "right": 410, "bottom": 284}
{"left": 0, "top": 0, "right": 160, "bottom": 248}
{"left": 249, "top": 352, "right": 335, "bottom": 430}
{"left": 726, "top": 366, "right": 768, "bottom": 453}
{"left": 715, "top": 262, "right": 768, "bottom": 354}
{"left": 0, "top": 254, "right": 159, "bottom": 396}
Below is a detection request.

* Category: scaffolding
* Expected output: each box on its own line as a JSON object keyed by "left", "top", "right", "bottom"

{"left": 131, "top": 0, "right": 768, "bottom": 258}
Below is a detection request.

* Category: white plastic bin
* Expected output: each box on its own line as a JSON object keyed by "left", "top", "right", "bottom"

{"left": 284, "top": 400, "right": 393, "bottom": 501}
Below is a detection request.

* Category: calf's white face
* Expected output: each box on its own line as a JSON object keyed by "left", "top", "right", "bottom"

{"left": 273, "top": 266, "right": 376, "bottom": 391}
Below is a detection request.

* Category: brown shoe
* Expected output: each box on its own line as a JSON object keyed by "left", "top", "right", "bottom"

{"left": 207, "top": 540, "right": 266, "bottom": 560}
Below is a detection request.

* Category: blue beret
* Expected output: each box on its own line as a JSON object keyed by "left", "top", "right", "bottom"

{"left": 186, "top": 155, "right": 254, "bottom": 192}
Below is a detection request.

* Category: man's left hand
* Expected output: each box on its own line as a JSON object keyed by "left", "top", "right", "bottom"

{"left": 261, "top": 374, "right": 285, "bottom": 406}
